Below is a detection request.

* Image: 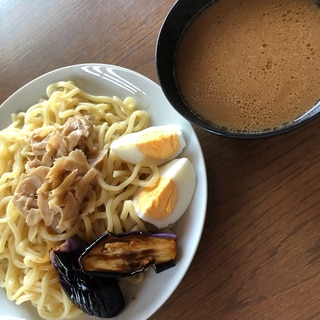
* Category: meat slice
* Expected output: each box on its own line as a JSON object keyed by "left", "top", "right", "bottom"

{"left": 13, "top": 116, "right": 99, "bottom": 233}
{"left": 12, "top": 166, "right": 50, "bottom": 227}
{"left": 27, "top": 115, "right": 93, "bottom": 168}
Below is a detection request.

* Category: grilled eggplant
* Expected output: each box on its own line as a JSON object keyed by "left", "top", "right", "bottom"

{"left": 50, "top": 236, "right": 125, "bottom": 318}
{"left": 79, "top": 231, "right": 177, "bottom": 277}
{"left": 50, "top": 231, "right": 177, "bottom": 317}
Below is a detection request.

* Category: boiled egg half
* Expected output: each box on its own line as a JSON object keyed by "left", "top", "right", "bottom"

{"left": 133, "top": 157, "right": 196, "bottom": 229}
{"left": 110, "top": 125, "right": 186, "bottom": 165}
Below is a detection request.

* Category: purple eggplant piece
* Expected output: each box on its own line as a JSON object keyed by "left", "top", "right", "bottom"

{"left": 50, "top": 236, "right": 125, "bottom": 318}
{"left": 79, "top": 231, "right": 177, "bottom": 277}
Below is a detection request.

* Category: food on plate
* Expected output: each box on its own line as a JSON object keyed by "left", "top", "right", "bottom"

{"left": 0, "top": 80, "right": 195, "bottom": 319}
{"left": 0, "top": 81, "right": 150, "bottom": 319}
{"left": 110, "top": 124, "right": 186, "bottom": 165}
{"left": 50, "top": 236, "right": 125, "bottom": 318}
{"left": 133, "top": 158, "right": 196, "bottom": 229}
{"left": 50, "top": 231, "right": 177, "bottom": 317}
{"left": 12, "top": 115, "right": 99, "bottom": 233}
{"left": 79, "top": 231, "right": 177, "bottom": 276}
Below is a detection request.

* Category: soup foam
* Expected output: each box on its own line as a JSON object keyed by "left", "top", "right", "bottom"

{"left": 175, "top": 0, "right": 320, "bottom": 133}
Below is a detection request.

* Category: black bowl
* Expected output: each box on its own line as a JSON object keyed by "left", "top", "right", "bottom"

{"left": 156, "top": 0, "right": 320, "bottom": 138}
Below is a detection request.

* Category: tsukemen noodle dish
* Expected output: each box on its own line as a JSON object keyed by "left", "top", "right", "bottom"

{"left": 0, "top": 81, "right": 196, "bottom": 319}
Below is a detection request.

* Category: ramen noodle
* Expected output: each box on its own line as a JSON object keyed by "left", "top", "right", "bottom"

{"left": 0, "top": 81, "right": 159, "bottom": 319}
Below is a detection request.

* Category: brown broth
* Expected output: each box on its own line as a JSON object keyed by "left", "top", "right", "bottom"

{"left": 175, "top": 0, "right": 320, "bottom": 132}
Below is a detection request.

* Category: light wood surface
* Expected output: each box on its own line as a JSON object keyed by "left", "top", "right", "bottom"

{"left": 2, "top": 1, "right": 320, "bottom": 319}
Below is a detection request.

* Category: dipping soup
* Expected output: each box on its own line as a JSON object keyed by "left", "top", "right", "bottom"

{"left": 175, "top": 0, "right": 320, "bottom": 133}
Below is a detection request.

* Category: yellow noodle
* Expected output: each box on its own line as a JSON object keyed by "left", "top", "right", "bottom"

{"left": 0, "top": 81, "right": 162, "bottom": 319}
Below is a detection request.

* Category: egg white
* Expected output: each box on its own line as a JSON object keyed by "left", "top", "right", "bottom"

{"left": 133, "top": 157, "right": 196, "bottom": 229}
{"left": 110, "top": 125, "right": 186, "bottom": 165}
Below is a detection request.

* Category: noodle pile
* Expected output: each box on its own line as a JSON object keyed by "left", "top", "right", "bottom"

{"left": 0, "top": 81, "right": 159, "bottom": 319}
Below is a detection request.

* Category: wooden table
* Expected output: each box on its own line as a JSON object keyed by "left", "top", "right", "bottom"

{"left": 2, "top": 1, "right": 320, "bottom": 319}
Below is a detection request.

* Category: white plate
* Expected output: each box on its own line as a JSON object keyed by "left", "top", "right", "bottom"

{"left": 0, "top": 64, "right": 207, "bottom": 320}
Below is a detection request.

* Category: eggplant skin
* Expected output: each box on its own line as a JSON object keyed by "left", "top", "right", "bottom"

{"left": 79, "top": 231, "right": 177, "bottom": 277}
{"left": 50, "top": 236, "right": 125, "bottom": 318}
{"left": 50, "top": 231, "right": 176, "bottom": 316}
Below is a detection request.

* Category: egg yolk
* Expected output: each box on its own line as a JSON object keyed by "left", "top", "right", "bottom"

{"left": 136, "top": 131, "right": 181, "bottom": 160}
{"left": 135, "top": 177, "right": 178, "bottom": 220}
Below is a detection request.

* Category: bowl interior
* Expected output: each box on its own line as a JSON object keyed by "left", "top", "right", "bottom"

{"left": 156, "top": 0, "right": 217, "bottom": 131}
{"left": 156, "top": 0, "right": 320, "bottom": 138}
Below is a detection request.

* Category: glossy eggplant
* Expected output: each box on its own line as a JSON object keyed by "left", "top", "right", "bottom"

{"left": 50, "top": 236, "right": 125, "bottom": 318}
{"left": 79, "top": 231, "right": 177, "bottom": 277}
